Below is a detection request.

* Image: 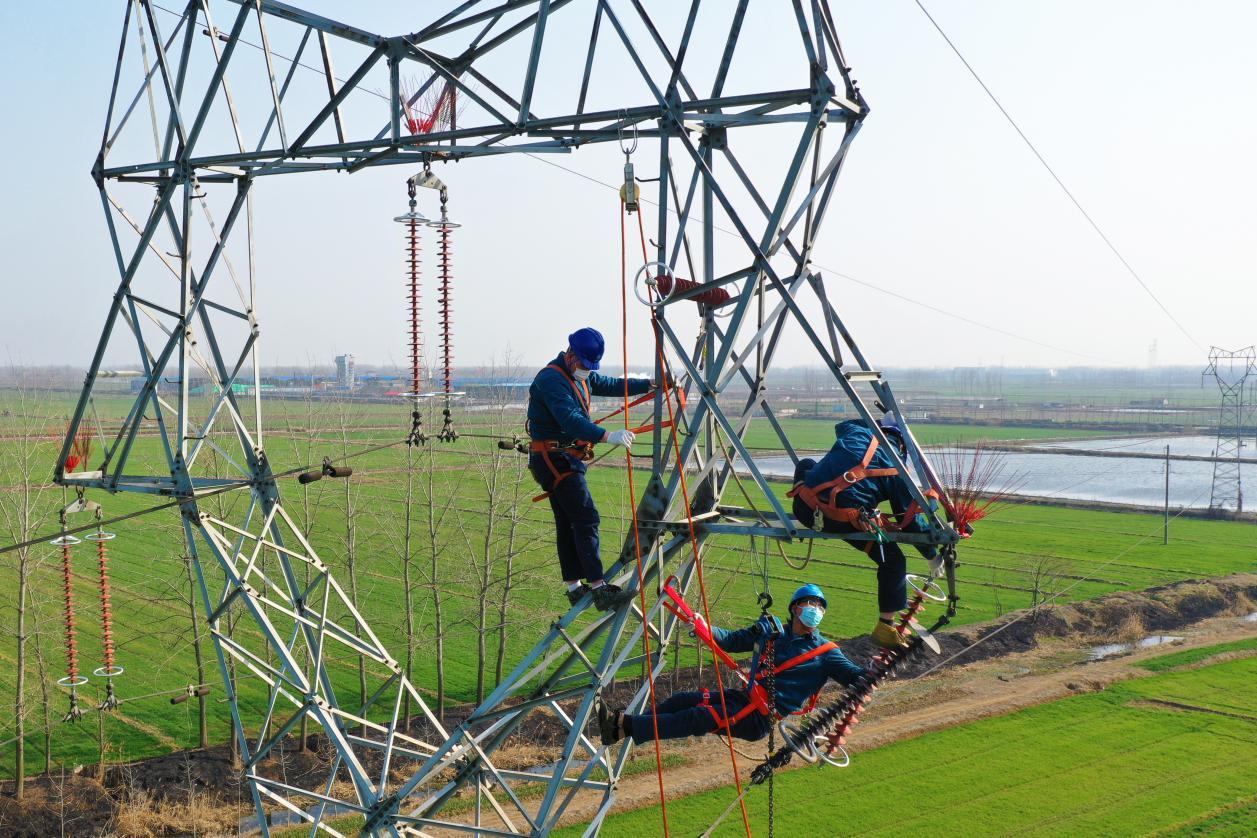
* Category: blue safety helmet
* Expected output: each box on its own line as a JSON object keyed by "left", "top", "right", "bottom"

{"left": 878, "top": 413, "right": 908, "bottom": 456}
{"left": 789, "top": 583, "right": 827, "bottom": 610}
{"left": 567, "top": 327, "right": 604, "bottom": 371}
{"left": 878, "top": 413, "right": 903, "bottom": 435}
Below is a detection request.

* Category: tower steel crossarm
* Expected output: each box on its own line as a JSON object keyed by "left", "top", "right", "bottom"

{"left": 58, "top": 2, "right": 959, "bottom": 834}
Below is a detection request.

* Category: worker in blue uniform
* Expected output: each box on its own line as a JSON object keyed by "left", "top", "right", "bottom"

{"left": 597, "top": 584, "right": 867, "bottom": 745}
{"left": 528, "top": 327, "right": 655, "bottom": 611}
{"left": 789, "top": 416, "right": 942, "bottom": 649}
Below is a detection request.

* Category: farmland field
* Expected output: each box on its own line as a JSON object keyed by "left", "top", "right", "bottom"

{"left": 0, "top": 393, "right": 1249, "bottom": 782}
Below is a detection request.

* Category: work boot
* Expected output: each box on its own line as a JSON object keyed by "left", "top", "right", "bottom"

{"left": 565, "top": 584, "right": 591, "bottom": 607}
{"left": 596, "top": 697, "right": 623, "bottom": 746}
{"left": 591, "top": 583, "right": 635, "bottom": 611}
{"left": 871, "top": 619, "right": 910, "bottom": 650}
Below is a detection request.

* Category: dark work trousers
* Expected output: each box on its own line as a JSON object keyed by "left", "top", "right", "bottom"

{"left": 792, "top": 458, "right": 929, "bottom": 614}
{"left": 529, "top": 451, "right": 606, "bottom": 583}
{"left": 625, "top": 689, "right": 771, "bottom": 744}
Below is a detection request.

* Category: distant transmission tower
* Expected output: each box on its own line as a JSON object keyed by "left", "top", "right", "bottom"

{"left": 1203, "top": 346, "right": 1256, "bottom": 513}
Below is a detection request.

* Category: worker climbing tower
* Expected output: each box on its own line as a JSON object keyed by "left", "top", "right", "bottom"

{"left": 59, "top": 2, "right": 959, "bottom": 834}
{"left": 1203, "top": 346, "right": 1256, "bottom": 514}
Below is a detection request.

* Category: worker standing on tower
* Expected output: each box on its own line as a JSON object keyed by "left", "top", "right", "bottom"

{"left": 528, "top": 328, "right": 655, "bottom": 611}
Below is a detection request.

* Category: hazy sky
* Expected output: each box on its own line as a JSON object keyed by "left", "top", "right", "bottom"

{"left": 2, "top": 1, "right": 1253, "bottom": 374}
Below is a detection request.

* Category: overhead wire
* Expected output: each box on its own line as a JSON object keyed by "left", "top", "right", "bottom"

{"left": 147, "top": 0, "right": 1106, "bottom": 366}
{"left": 0, "top": 437, "right": 412, "bottom": 558}
{"left": 911, "top": 0, "right": 1205, "bottom": 354}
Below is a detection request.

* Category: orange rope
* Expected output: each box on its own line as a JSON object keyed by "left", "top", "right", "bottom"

{"left": 636, "top": 210, "right": 753, "bottom": 837}
{"left": 620, "top": 200, "right": 670, "bottom": 836}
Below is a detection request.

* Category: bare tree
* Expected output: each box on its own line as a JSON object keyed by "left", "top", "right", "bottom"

{"left": 283, "top": 394, "right": 332, "bottom": 751}
{"left": 417, "top": 443, "right": 461, "bottom": 719}
{"left": 180, "top": 553, "right": 210, "bottom": 749}
{"left": 0, "top": 374, "right": 57, "bottom": 797}
{"left": 333, "top": 401, "right": 369, "bottom": 730}
{"left": 1029, "top": 554, "right": 1068, "bottom": 610}
{"left": 31, "top": 627, "right": 54, "bottom": 776}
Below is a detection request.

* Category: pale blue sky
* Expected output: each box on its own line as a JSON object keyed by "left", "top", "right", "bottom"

{"left": 1, "top": 1, "right": 1253, "bottom": 372}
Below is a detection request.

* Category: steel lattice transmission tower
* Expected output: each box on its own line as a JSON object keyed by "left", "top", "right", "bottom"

{"left": 1203, "top": 346, "right": 1256, "bottom": 513}
{"left": 57, "top": 2, "right": 958, "bottom": 834}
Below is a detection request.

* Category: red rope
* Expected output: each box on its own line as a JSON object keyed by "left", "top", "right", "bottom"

{"left": 635, "top": 210, "right": 753, "bottom": 837}
{"left": 620, "top": 201, "right": 671, "bottom": 836}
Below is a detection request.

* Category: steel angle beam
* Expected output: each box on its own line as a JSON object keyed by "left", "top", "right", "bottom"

{"left": 57, "top": 2, "right": 961, "bottom": 834}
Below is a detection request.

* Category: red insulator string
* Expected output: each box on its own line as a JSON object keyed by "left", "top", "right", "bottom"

{"left": 407, "top": 217, "right": 423, "bottom": 401}
{"left": 619, "top": 200, "right": 670, "bottom": 836}
{"left": 96, "top": 538, "right": 115, "bottom": 673}
{"left": 94, "top": 511, "right": 122, "bottom": 709}
{"left": 60, "top": 525, "right": 80, "bottom": 686}
{"left": 438, "top": 221, "right": 453, "bottom": 397}
{"left": 57, "top": 505, "right": 86, "bottom": 721}
{"left": 633, "top": 209, "right": 752, "bottom": 836}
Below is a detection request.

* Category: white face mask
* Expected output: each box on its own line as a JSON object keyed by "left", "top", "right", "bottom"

{"left": 572, "top": 367, "right": 591, "bottom": 382}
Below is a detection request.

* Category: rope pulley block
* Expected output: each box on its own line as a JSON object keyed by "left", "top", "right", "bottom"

{"left": 619, "top": 118, "right": 640, "bottom": 213}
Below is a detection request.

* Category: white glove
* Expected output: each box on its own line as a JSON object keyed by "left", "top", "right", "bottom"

{"left": 928, "top": 555, "right": 945, "bottom": 578}
{"left": 688, "top": 614, "right": 707, "bottom": 638}
{"left": 605, "top": 429, "right": 636, "bottom": 448}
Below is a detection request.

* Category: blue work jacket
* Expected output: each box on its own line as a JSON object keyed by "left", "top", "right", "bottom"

{"left": 804, "top": 419, "right": 917, "bottom": 515}
{"left": 527, "top": 353, "right": 652, "bottom": 444}
{"left": 711, "top": 620, "right": 866, "bottom": 715}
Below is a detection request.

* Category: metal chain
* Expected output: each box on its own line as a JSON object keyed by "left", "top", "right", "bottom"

{"left": 762, "top": 632, "right": 776, "bottom": 838}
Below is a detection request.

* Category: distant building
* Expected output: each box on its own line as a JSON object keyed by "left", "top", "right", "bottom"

{"left": 335, "top": 354, "right": 356, "bottom": 389}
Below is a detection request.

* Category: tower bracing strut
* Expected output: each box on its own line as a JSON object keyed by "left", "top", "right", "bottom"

{"left": 60, "top": 2, "right": 960, "bottom": 834}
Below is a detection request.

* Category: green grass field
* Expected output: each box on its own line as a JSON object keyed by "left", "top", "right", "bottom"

{"left": 0, "top": 394, "right": 1249, "bottom": 782}
{"left": 1135, "top": 637, "right": 1257, "bottom": 673}
{"left": 566, "top": 653, "right": 1257, "bottom": 837}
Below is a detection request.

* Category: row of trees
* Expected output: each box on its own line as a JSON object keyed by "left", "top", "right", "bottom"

{"left": 0, "top": 364, "right": 546, "bottom": 796}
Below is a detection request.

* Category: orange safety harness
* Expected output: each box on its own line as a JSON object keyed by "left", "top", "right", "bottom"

{"left": 786, "top": 434, "right": 939, "bottom": 534}
{"left": 660, "top": 577, "right": 837, "bottom": 730}
{"left": 528, "top": 363, "right": 683, "bottom": 502}
{"left": 529, "top": 363, "right": 598, "bottom": 502}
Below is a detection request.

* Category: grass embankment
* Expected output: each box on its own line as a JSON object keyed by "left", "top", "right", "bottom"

{"left": 0, "top": 401, "right": 1242, "bottom": 778}
{"left": 564, "top": 653, "right": 1257, "bottom": 837}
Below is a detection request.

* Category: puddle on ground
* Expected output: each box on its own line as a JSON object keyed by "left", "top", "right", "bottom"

{"left": 1089, "top": 635, "right": 1184, "bottom": 660}
{"left": 1243, "top": 611, "right": 1257, "bottom": 623}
